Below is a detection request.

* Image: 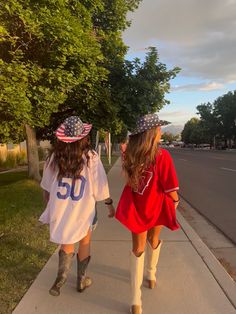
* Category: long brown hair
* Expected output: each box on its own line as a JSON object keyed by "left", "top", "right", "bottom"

{"left": 123, "top": 126, "right": 160, "bottom": 190}
{"left": 50, "top": 135, "right": 94, "bottom": 180}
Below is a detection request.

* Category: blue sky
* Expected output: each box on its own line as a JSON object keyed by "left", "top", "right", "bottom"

{"left": 123, "top": 0, "right": 236, "bottom": 128}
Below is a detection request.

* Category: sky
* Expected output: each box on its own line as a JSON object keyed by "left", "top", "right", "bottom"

{"left": 123, "top": 0, "right": 236, "bottom": 129}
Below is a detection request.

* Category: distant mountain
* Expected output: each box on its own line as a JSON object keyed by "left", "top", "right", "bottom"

{"left": 162, "top": 124, "right": 183, "bottom": 135}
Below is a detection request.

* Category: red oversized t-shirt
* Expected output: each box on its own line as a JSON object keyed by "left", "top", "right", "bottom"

{"left": 115, "top": 149, "right": 180, "bottom": 233}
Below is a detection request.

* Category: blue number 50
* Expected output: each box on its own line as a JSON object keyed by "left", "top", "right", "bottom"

{"left": 57, "top": 176, "right": 86, "bottom": 201}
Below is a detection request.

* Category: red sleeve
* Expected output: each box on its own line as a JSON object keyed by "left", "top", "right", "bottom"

{"left": 158, "top": 149, "right": 179, "bottom": 193}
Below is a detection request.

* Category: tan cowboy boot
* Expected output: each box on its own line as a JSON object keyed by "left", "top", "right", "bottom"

{"left": 49, "top": 250, "right": 74, "bottom": 296}
{"left": 146, "top": 240, "right": 162, "bottom": 289}
{"left": 77, "top": 255, "right": 92, "bottom": 292}
{"left": 130, "top": 251, "right": 145, "bottom": 314}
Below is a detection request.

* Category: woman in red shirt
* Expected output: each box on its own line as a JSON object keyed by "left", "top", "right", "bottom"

{"left": 115, "top": 113, "right": 180, "bottom": 314}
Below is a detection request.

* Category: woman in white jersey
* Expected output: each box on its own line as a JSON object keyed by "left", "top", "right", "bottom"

{"left": 39, "top": 116, "right": 115, "bottom": 296}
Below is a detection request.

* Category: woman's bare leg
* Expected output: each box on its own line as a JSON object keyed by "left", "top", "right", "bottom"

{"left": 78, "top": 229, "right": 92, "bottom": 260}
{"left": 132, "top": 231, "right": 147, "bottom": 256}
{"left": 61, "top": 244, "right": 74, "bottom": 254}
{"left": 147, "top": 225, "right": 163, "bottom": 249}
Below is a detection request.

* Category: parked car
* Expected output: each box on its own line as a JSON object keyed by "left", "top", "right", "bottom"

{"left": 198, "top": 144, "right": 210, "bottom": 150}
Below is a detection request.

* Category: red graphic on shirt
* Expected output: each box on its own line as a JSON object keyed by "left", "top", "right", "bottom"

{"left": 134, "top": 171, "right": 153, "bottom": 195}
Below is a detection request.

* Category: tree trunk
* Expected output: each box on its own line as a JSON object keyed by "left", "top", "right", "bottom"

{"left": 25, "top": 124, "right": 41, "bottom": 181}
{"left": 224, "top": 139, "right": 227, "bottom": 148}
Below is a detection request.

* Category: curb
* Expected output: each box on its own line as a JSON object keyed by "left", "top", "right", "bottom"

{"left": 177, "top": 203, "right": 236, "bottom": 309}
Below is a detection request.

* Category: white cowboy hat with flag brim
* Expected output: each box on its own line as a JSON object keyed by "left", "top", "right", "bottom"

{"left": 56, "top": 116, "right": 92, "bottom": 143}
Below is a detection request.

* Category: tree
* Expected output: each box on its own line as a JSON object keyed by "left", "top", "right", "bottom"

{"left": 36, "top": 7, "right": 179, "bottom": 143}
{"left": 196, "top": 91, "right": 236, "bottom": 148}
{"left": 213, "top": 91, "right": 236, "bottom": 148}
{"left": 0, "top": 0, "right": 180, "bottom": 181}
{"left": 37, "top": 0, "right": 142, "bottom": 141}
{"left": 181, "top": 118, "right": 205, "bottom": 145}
{"left": 0, "top": 0, "right": 119, "bottom": 180}
{"left": 112, "top": 47, "right": 181, "bottom": 132}
{"left": 162, "top": 132, "right": 179, "bottom": 143}
{"left": 189, "top": 123, "right": 205, "bottom": 145}
{"left": 196, "top": 103, "right": 217, "bottom": 146}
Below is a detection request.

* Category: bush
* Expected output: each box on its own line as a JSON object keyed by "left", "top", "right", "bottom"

{"left": 16, "top": 151, "right": 27, "bottom": 165}
{"left": 4, "top": 152, "right": 17, "bottom": 168}
{"left": 0, "top": 150, "right": 27, "bottom": 170}
{"left": 0, "top": 154, "right": 5, "bottom": 169}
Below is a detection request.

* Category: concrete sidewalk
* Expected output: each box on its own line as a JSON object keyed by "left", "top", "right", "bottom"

{"left": 13, "top": 158, "right": 236, "bottom": 314}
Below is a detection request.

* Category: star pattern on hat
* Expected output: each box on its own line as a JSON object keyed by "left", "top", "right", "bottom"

{"left": 130, "top": 113, "right": 170, "bottom": 135}
{"left": 64, "top": 116, "right": 85, "bottom": 137}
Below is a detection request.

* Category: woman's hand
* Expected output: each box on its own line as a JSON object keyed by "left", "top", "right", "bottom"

{"left": 107, "top": 204, "right": 115, "bottom": 218}
{"left": 174, "top": 201, "right": 179, "bottom": 210}
{"left": 167, "top": 191, "right": 179, "bottom": 209}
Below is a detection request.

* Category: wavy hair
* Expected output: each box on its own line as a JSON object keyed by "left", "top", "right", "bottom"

{"left": 50, "top": 135, "right": 94, "bottom": 180}
{"left": 123, "top": 127, "right": 161, "bottom": 190}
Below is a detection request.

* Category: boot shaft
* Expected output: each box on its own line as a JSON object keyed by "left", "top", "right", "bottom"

{"left": 77, "top": 255, "right": 91, "bottom": 277}
{"left": 130, "top": 252, "right": 145, "bottom": 307}
{"left": 57, "top": 250, "right": 74, "bottom": 277}
{"left": 77, "top": 255, "right": 92, "bottom": 292}
{"left": 49, "top": 250, "right": 74, "bottom": 296}
{"left": 146, "top": 240, "right": 162, "bottom": 281}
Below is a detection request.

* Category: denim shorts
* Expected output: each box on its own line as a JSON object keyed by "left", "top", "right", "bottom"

{"left": 91, "top": 205, "right": 98, "bottom": 231}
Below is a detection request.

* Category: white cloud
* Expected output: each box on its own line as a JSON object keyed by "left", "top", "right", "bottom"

{"left": 172, "top": 81, "right": 225, "bottom": 92}
{"left": 158, "top": 110, "right": 194, "bottom": 125}
{"left": 158, "top": 111, "right": 186, "bottom": 117}
{"left": 200, "top": 82, "right": 225, "bottom": 91}
{"left": 124, "top": 0, "right": 236, "bottom": 82}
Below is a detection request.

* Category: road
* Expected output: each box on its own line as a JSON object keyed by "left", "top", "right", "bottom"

{"left": 169, "top": 148, "right": 236, "bottom": 244}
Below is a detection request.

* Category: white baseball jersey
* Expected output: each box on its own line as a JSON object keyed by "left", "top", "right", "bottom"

{"left": 39, "top": 151, "right": 110, "bottom": 244}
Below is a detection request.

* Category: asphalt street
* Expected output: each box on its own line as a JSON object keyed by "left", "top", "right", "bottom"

{"left": 169, "top": 148, "right": 236, "bottom": 244}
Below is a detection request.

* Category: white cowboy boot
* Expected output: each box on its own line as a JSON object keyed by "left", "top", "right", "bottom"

{"left": 146, "top": 240, "right": 162, "bottom": 289}
{"left": 130, "top": 251, "right": 145, "bottom": 314}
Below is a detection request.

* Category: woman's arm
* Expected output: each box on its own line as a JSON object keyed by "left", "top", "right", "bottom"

{"left": 167, "top": 190, "right": 179, "bottom": 209}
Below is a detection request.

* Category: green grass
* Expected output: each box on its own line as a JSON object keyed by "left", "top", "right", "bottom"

{"left": 0, "top": 174, "right": 56, "bottom": 314}
{"left": 100, "top": 154, "right": 119, "bottom": 173}
{"left": 0, "top": 171, "right": 28, "bottom": 187}
{"left": 0, "top": 154, "right": 119, "bottom": 314}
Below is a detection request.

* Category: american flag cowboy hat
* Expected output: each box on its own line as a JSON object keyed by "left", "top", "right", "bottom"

{"left": 130, "top": 113, "right": 170, "bottom": 136}
{"left": 56, "top": 116, "right": 92, "bottom": 143}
